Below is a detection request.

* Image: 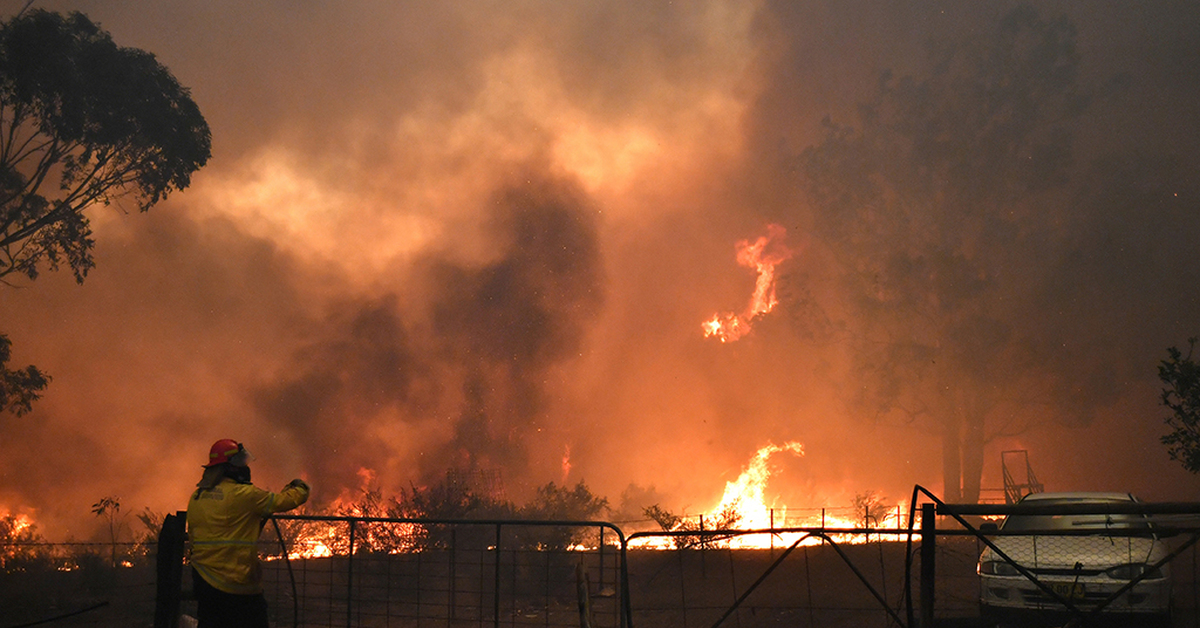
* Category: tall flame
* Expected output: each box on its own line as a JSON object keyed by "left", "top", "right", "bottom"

{"left": 709, "top": 441, "right": 803, "bottom": 530}
{"left": 561, "top": 444, "right": 572, "bottom": 484}
{"left": 703, "top": 224, "right": 793, "bottom": 342}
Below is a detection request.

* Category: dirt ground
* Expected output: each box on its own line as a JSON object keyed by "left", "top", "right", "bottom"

{"left": 3, "top": 536, "right": 1198, "bottom": 627}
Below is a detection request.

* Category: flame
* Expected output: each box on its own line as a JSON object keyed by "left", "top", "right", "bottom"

{"left": 8, "top": 513, "right": 34, "bottom": 536}
{"left": 1, "top": 509, "right": 47, "bottom": 571}
{"left": 628, "top": 441, "right": 911, "bottom": 550}
{"left": 273, "top": 466, "right": 420, "bottom": 560}
{"left": 561, "top": 444, "right": 572, "bottom": 484}
{"left": 288, "top": 538, "right": 334, "bottom": 560}
{"left": 710, "top": 441, "right": 804, "bottom": 530}
{"left": 272, "top": 441, "right": 912, "bottom": 557}
{"left": 703, "top": 224, "right": 793, "bottom": 342}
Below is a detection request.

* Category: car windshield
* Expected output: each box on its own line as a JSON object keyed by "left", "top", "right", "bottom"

{"left": 1001, "top": 502, "right": 1152, "bottom": 532}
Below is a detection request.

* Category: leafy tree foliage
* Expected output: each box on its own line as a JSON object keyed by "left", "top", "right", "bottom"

{"left": 514, "top": 481, "right": 609, "bottom": 551}
{"left": 1160, "top": 338, "right": 1200, "bottom": 473}
{"left": 0, "top": 9, "right": 210, "bottom": 282}
{"left": 0, "top": 9, "right": 209, "bottom": 415}
{"left": 518, "top": 481, "right": 609, "bottom": 521}
{"left": 0, "top": 333, "right": 46, "bottom": 415}
{"left": 643, "top": 502, "right": 741, "bottom": 549}
{"left": 795, "top": 6, "right": 1088, "bottom": 502}
{"left": 396, "top": 478, "right": 512, "bottom": 551}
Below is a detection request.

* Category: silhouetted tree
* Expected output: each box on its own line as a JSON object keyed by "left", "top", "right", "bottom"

{"left": 91, "top": 495, "right": 121, "bottom": 568}
{"left": 395, "top": 475, "right": 515, "bottom": 550}
{"left": 514, "top": 481, "right": 608, "bottom": 550}
{"left": 643, "top": 503, "right": 741, "bottom": 549}
{"left": 0, "top": 9, "right": 210, "bottom": 413}
{"left": 0, "top": 333, "right": 46, "bottom": 415}
{"left": 1160, "top": 338, "right": 1200, "bottom": 473}
{"left": 851, "top": 491, "right": 892, "bottom": 528}
{"left": 796, "top": 5, "right": 1089, "bottom": 502}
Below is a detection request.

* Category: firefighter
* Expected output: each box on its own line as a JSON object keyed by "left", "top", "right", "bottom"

{"left": 187, "top": 439, "right": 310, "bottom": 628}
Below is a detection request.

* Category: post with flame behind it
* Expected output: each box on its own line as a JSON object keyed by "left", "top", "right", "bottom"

{"left": 920, "top": 503, "right": 936, "bottom": 627}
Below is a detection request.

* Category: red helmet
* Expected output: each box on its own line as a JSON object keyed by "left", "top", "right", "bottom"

{"left": 205, "top": 439, "right": 247, "bottom": 467}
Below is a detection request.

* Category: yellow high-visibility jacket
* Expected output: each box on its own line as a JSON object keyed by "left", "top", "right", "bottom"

{"left": 187, "top": 478, "right": 309, "bottom": 594}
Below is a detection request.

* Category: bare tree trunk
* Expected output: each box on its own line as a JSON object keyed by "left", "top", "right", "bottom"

{"left": 961, "top": 409, "right": 986, "bottom": 504}
{"left": 942, "top": 416, "right": 962, "bottom": 503}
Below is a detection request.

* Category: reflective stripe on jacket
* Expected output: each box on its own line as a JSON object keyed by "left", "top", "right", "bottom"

{"left": 187, "top": 478, "right": 309, "bottom": 594}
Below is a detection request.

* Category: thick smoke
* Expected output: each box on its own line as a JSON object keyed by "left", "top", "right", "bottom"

{"left": 743, "top": 0, "right": 1200, "bottom": 501}
{"left": 3, "top": 0, "right": 1200, "bottom": 538}
{"left": 249, "top": 174, "right": 603, "bottom": 501}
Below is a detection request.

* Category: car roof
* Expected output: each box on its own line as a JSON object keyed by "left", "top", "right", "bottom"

{"left": 1018, "top": 491, "right": 1136, "bottom": 503}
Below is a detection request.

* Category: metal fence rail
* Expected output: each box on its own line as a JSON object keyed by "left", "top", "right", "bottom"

{"left": 10, "top": 487, "right": 1200, "bottom": 627}
{"left": 253, "top": 515, "right": 628, "bottom": 628}
{"left": 621, "top": 527, "right": 912, "bottom": 628}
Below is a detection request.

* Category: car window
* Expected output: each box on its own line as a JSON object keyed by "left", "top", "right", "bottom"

{"left": 1000, "top": 503, "right": 1152, "bottom": 532}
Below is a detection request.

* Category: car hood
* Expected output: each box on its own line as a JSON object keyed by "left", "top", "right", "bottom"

{"left": 981, "top": 534, "right": 1166, "bottom": 571}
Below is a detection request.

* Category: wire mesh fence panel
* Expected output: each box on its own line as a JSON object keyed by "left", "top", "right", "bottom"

{"left": 936, "top": 497, "right": 1200, "bottom": 628}
{"left": 623, "top": 532, "right": 913, "bottom": 628}
{"left": 934, "top": 535, "right": 989, "bottom": 620}
{"left": 0, "top": 542, "right": 158, "bottom": 626}
{"left": 248, "top": 516, "right": 1199, "bottom": 628}
{"left": 14, "top": 504, "right": 1200, "bottom": 628}
{"left": 258, "top": 517, "right": 623, "bottom": 628}
{"left": 1175, "top": 543, "right": 1200, "bottom": 628}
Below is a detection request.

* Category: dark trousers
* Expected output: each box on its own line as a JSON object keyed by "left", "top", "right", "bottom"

{"left": 192, "top": 568, "right": 269, "bottom": 628}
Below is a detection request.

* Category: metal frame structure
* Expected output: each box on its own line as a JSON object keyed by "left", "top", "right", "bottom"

{"left": 151, "top": 489, "right": 1200, "bottom": 628}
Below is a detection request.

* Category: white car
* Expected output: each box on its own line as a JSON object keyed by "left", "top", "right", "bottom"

{"left": 977, "top": 492, "right": 1172, "bottom": 626}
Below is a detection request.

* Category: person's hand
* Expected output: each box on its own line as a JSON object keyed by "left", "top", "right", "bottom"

{"left": 286, "top": 478, "right": 310, "bottom": 492}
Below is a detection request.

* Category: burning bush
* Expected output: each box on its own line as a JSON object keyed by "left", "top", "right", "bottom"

{"left": 0, "top": 513, "right": 50, "bottom": 572}
{"left": 850, "top": 491, "right": 893, "bottom": 529}
{"left": 275, "top": 477, "right": 611, "bottom": 556}
{"left": 644, "top": 503, "right": 742, "bottom": 549}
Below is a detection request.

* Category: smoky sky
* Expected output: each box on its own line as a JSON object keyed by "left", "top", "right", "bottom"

{"left": 2, "top": 0, "right": 1200, "bottom": 538}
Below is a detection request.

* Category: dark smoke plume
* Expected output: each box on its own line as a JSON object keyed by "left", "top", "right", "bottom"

{"left": 250, "top": 174, "right": 604, "bottom": 500}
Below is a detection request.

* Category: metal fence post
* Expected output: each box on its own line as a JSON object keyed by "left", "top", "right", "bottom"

{"left": 449, "top": 527, "right": 457, "bottom": 621}
{"left": 769, "top": 509, "right": 775, "bottom": 556}
{"left": 347, "top": 519, "right": 356, "bottom": 628}
{"left": 153, "top": 511, "right": 187, "bottom": 628}
{"left": 920, "top": 503, "right": 936, "bottom": 628}
{"left": 598, "top": 525, "right": 605, "bottom": 596}
{"left": 494, "top": 523, "right": 502, "bottom": 628}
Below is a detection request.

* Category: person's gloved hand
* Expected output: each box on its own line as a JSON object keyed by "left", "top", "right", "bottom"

{"left": 286, "top": 478, "right": 310, "bottom": 492}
